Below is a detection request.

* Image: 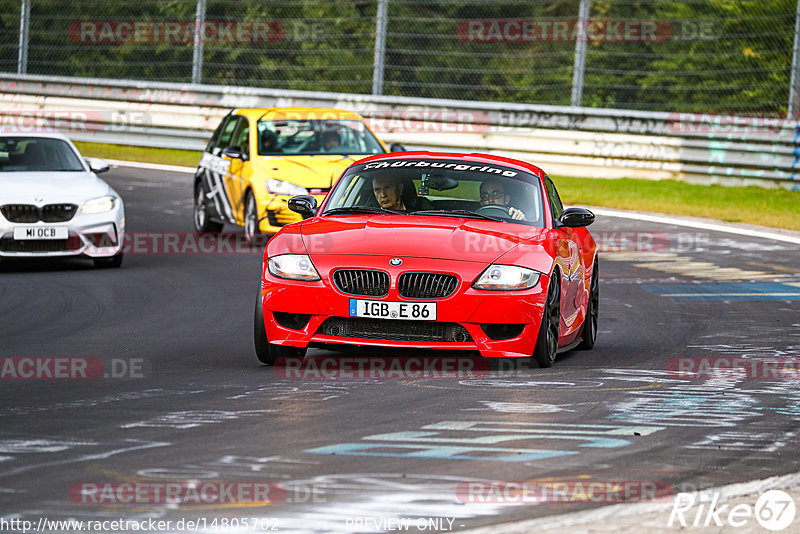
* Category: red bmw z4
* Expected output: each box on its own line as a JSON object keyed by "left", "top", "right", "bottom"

{"left": 255, "top": 152, "right": 598, "bottom": 368}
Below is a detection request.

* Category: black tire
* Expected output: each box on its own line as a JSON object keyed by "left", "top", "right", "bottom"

{"left": 578, "top": 259, "right": 599, "bottom": 350}
{"left": 93, "top": 251, "right": 123, "bottom": 268}
{"left": 243, "top": 191, "right": 261, "bottom": 247}
{"left": 194, "top": 182, "right": 223, "bottom": 233}
{"left": 254, "top": 292, "right": 305, "bottom": 365}
{"left": 532, "top": 273, "right": 560, "bottom": 368}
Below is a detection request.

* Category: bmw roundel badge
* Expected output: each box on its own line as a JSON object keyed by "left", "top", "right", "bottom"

{"left": 389, "top": 258, "right": 403, "bottom": 266}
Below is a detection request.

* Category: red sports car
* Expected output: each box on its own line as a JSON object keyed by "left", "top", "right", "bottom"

{"left": 255, "top": 152, "right": 598, "bottom": 367}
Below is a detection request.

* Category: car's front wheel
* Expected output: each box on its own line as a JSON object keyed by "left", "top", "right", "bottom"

{"left": 244, "top": 191, "right": 261, "bottom": 247}
{"left": 194, "top": 182, "right": 223, "bottom": 233}
{"left": 532, "top": 273, "right": 560, "bottom": 368}
{"left": 254, "top": 292, "right": 305, "bottom": 365}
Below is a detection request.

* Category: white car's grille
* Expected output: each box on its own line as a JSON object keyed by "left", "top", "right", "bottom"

{"left": 1, "top": 204, "right": 78, "bottom": 223}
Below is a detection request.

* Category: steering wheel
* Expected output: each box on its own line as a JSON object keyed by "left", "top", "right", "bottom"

{"left": 476, "top": 204, "right": 510, "bottom": 218}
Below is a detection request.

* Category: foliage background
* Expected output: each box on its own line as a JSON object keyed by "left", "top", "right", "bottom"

{"left": 0, "top": 0, "right": 795, "bottom": 113}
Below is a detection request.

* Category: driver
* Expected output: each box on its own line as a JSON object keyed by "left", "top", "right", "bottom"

{"left": 260, "top": 130, "right": 280, "bottom": 153}
{"left": 372, "top": 175, "right": 406, "bottom": 211}
{"left": 479, "top": 178, "right": 526, "bottom": 220}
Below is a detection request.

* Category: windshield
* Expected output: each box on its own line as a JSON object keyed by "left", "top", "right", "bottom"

{"left": 0, "top": 137, "right": 85, "bottom": 172}
{"left": 256, "top": 119, "right": 385, "bottom": 156}
{"left": 323, "top": 158, "right": 545, "bottom": 227}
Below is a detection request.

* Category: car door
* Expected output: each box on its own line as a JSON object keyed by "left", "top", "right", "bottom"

{"left": 545, "top": 177, "right": 583, "bottom": 335}
{"left": 224, "top": 118, "right": 251, "bottom": 223}
{"left": 199, "top": 115, "right": 240, "bottom": 224}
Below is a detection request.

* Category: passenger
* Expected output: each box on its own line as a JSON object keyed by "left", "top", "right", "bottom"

{"left": 320, "top": 131, "right": 341, "bottom": 152}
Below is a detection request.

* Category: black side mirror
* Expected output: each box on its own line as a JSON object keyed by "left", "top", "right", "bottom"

{"left": 222, "top": 146, "right": 248, "bottom": 161}
{"left": 389, "top": 143, "right": 406, "bottom": 152}
{"left": 559, "top": 207, "right": 595, "bottom": 228}
{"left": 288, "top": 195, "right": 318, "bottom": 219}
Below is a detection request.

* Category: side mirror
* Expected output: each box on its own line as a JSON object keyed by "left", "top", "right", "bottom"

{"left": 85, "top": 157, "right": 109, "bottom": 174}
{"left": 222, "top": 146, "right": 248, "bottom": 161}
{"left": 288, "top": 195, "right": 318, "bottom": 219}
{"left": 559, "top": 207, "right": 595, "bottom": 228}
{"left": 389, "top": 143, "right": 406, "bottom": 152}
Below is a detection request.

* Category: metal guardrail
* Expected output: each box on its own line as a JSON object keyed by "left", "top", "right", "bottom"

{"left": 1, "top": 73, "right": 798, "bottom": 189}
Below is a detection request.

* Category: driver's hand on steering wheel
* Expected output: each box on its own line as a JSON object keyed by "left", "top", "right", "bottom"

{"left": 509, "top": 207, "right": 526, "bottom": 220}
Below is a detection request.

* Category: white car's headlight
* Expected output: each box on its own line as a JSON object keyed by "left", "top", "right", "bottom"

{"left": 266, "top": 179, "right": 308, "bottom": 196}
{"left": 80, "top": 195, "right": 116, "bottom": 214}
{"left": 268, "top": 254, "right": 321, "bottom": 281}
{"left": 473, "top": 265, "right": 541, "bottom": 291}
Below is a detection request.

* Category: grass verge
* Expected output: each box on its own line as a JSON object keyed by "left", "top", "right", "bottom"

{"left": 553, "top": 176, "right": 800, "bottom": 232}
{"left": 74, "top": 142, "right": 800, "bottom": 231}
{"left": 74, "top": 141, "right": 202, "bottom": 168}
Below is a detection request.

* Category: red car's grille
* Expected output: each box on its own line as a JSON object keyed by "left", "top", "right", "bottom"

{"left": 317, "top": 317, "right": 472, "bottom": 343}
{"left": 332, "top": 269, "right": 390, "bottom": 297}
{"left": 1, "top": 204, "right": 78, "bottom": 223}
{"left": 398, "top": 272, "right": 458, "bottom": 299}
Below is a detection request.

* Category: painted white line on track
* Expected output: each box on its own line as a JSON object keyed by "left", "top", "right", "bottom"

{"left": 590, "top": 207, "right": 800, "bottom": 246}
{"left": 106, "top": 158, "right": 196, "bottom": 174}
{"left": 461, "top": 470, "right": 800, "bottom": 533}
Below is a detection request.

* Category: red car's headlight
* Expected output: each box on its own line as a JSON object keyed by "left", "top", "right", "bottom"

{"left": 267, "top": 254, "right": 321, "bottom": 281}
{"left": 473, "top": 265, "right": 541, "bottom": 291}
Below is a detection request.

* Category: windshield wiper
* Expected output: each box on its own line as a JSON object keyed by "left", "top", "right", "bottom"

{"left": 412, "top": 209, "right": 503, "bottom": 222}
{"left": 323, "top": 206, "right": 405, "bottom": 216}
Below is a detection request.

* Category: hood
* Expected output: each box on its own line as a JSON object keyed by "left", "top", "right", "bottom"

{"left": 0, "top": 172, "right": 114, "bottom": 205}
{"left": 298, "top": 215, "right": 551, "bottom": 265}
{"left": 255, "top": 154, "right": 364, "bottom": 189}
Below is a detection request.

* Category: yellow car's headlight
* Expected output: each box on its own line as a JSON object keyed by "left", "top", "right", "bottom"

{"left": 266, "top": 179, "right": 308, "bottom": 196}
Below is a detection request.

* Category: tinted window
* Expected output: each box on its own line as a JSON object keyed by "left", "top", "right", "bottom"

{"left": 230, "top": 120, "right": 250, "bottom": 157}
{"left": 0, "top": 137, "right": 85, "bottom": 172}
{"left": 212, "top": 116, "right": 242, "bottom": 154}
{"left": 256, "top": 119, "right": 384, "bottom": 156}
{"left": 544, "top": 177, "right": 564, "bottom": 222}
{"left": 323, "top": 158, "right": 545, "bottom": 227}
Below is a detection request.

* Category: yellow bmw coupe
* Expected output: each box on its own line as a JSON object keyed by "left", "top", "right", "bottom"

{"left": 193, "top": 107, "right": 393, "bottom": 243}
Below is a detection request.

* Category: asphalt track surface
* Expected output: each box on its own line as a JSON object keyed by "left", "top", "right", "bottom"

{"left": 1, "top": 165, "right": 799, "bottom": 533}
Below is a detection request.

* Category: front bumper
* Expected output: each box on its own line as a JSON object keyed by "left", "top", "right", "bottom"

{"left": 258, "top": 194, "right": 326, "bottom": 234}
{"left": 259, "top": 256, "right": 549, "bottom": 358}
{"left": 0, "top": 205, "right": 125, "bottom": 259}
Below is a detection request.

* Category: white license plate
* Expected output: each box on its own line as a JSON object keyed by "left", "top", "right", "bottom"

{"left": 13, "top": 226, "right": 68, "bottom": 240}
{"left": 349, "top": 299, "right": 437, "bottom": 321}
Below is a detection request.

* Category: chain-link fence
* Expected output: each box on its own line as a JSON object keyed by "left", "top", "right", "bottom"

{"left": 0, "top": 0, "right": 796, "bottom": 114}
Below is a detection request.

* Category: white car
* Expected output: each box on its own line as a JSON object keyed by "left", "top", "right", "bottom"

{"left": 0, "top": 133, "right": 125, "bottom": 267}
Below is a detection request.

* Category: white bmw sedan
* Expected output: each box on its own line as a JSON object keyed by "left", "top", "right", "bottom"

{"left": 0, "top": 133, "right": 125, "bottom": 267}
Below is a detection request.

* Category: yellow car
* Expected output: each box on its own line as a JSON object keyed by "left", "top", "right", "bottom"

{"left": 193, "top": 107, "right": 392, "bottom": 242}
